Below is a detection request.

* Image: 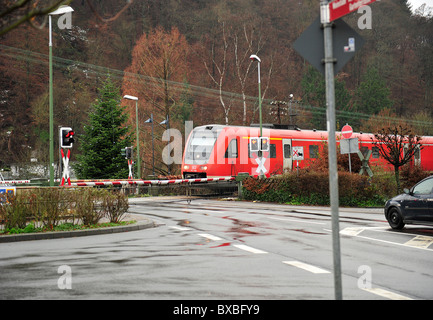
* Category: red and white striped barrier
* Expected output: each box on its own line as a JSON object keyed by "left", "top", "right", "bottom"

{"left": 69, "top": 177, "right": 235, "bottom": 187}
{"left": 0, "top": 180, "right": 31, "bottom": 184}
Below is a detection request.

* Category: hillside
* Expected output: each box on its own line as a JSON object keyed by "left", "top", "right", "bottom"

{"left": 0, "top": 0, "right": 432, "bottom": 176}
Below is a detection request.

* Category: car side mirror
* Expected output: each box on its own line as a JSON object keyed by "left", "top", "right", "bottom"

{"left": 403, "top": 188, "right": 410, "bottom": 194}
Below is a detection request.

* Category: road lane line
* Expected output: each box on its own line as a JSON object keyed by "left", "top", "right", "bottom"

{"left": 170, "top": 226, "right": 192, "bottom": 231}
{"left": 282, "top": 261, "right": 330, "bottom": 274}
{"left": 361, "top": 288, "right": 413, "bottom": 300}
{"left": 268, "top": 216, "right": 325, "bottom": 225}
{"left": 233, "top": 244, "right": 267, "bottom": 254}
{"left": 197, "top": 233, "right": 223, "bottom": 241}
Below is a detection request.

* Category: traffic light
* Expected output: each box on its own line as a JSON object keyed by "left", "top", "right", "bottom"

{"left": 60, "top": 127, "right": 74, "bottom": 148}
{"left": 260, "top": 137, "right": 269, "bottom": 152}
{"left": 250, "top": 137, "right": 260, "bottom": 152}
{"left": 121, "top": 147, "right": 133, "bottom": 159}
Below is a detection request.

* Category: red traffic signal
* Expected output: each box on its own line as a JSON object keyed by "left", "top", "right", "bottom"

{"left": 60, "top": 127, "right": 74, "bottom": 148}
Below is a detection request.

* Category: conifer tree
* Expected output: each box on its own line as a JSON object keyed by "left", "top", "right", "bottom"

{"left": 74, "top": 78, "right": 134, "bottom": 179}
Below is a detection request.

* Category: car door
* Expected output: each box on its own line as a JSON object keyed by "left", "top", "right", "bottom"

{"left": 406, "top": 177, "right": 433, "bottom": 223}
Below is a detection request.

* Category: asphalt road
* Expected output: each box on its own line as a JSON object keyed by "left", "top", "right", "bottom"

{"left": 1, "top": 196, "right": 432, "bottom": 300}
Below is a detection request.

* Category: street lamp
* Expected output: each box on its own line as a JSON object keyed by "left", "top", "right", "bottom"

{"left": 144, "top": 114, "right": 155, "bottom": 176}
{"left": 123, "top": 95, "right": 141, "bottom": 179}
{"left": 250, "top": 54, "right": 264, "bottom": 178}
{"left": 160, "top": 115, "right": 170, "bottom": 175}
{"left": 250, "top": 54, "right": 262, "bottom": 138}
{"left": 48, "top": 5, "right": 74, "bottom": 186}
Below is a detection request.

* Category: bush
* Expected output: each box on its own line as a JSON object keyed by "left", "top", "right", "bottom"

{"left": 0, "top": 187, "right": 129, "bottom": 233}
{"left": 242, "top": 170, "right": 393, "bottom": 207}
{"left": 0, "top": 193, "right": 28, "bottom": 230}
{"left": 103, "top": 190, "right": 129, "bottom": 223}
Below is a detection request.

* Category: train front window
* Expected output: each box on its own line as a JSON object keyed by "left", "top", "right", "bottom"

{"left": 185, "top": 128, "right": 220, "bottom": 163}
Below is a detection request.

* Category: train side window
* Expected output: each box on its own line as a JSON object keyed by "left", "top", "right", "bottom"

{"left": 225, "top": 139, "right": 238, "bottom": 158}
{"left": 270, "top": 144, "right": 276, "bottom": 158}
{"left": 284, "top": 144, "right": 291, "bottom": 158}
{"left": 309, "top": 145, "right": 319, "bottom": 159}
{"left": 372, "top": 147, "right": 380, "bottom": 159}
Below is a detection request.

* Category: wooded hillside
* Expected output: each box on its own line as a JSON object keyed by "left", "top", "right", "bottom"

{"left": 0, "top": 0, "right": 432, "bottom": 176}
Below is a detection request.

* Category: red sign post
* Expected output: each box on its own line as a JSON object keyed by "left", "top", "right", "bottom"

{"left": 341, "top": 124, "right": 353, "bottom": 139}
{"left": 323, "top": 0, "right": 378, "bottom": 22}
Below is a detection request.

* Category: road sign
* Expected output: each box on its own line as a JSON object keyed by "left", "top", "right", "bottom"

{"left": 292, "top": 16, "right": 364, "bottom": 76}
{"left": 292, "top": 147, "right": 304, "bottom": 161}
{"left": 341, "top": 124, "right": 353, "bottom": 139}
{"left": 358, "top": 149, "right": 373, "bottom": 177}
{"left": 324, "top": 0, "right": 378, "bottom": 23}
{"left": 60, "top": 149, "right": 71, "bottom": 186}
{"left": 340, "top": 137, "right": 358, "bottom": 154}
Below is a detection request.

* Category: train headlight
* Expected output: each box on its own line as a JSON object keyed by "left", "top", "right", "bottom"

{"left": 200, "top": 166, "right": 207, "bottom": 170}
{"left": 183, "top": 165, "right": 189, "bottom": 170}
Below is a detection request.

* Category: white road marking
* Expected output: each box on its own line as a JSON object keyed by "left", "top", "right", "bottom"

{"left": 282, "top": 261, "right": 330, "bottom": 274}
{"left": 197, "top": 233, "right": 223, "bottom": 241}
{"left": 268, "top": 216, "right": 325, "bottom": 225}
{"left": 404, "top": 235, "right": 433, "bottom": 249}
{"left": 170, "top": 226, "right": 192, "bottom": 231}
{"left": 340, "top": 227, "right": 364, "bottom": 236}
{"left": 233, "top": 244, "right": 267, "bottom": 254}
{"left": 340, "top": 227, "right": 433, "bottom": 251}
{"left": 362, "top": 288, "right": 413, "bottom": 300}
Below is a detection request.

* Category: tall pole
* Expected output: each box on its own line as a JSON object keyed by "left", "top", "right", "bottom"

{"left": 49, "top": 15, "right": 54, "bottom": 186}
{"left": 321, "top": 0, "right": 342, "bottom": 300}
{"left": 135, "top": 100, "right": 141, "bottom": 179}
{"left": 151, "top": 114, "right": 155, "bottom": 176}
{"left": 257, "top": 61, "right": 262, "bottom": 138}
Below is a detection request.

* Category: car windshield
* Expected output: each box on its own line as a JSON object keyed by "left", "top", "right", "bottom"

{"left": 412, "top": 178, "right": 433, "bottom": 195}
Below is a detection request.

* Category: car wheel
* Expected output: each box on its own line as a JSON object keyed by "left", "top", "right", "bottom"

{"left": 387, "top": 208, "right": 405, "bottom": 230}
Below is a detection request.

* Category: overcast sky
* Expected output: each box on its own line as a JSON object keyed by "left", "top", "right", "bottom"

{"left": 407, "top": 0, "right": 433, "bottom": 12}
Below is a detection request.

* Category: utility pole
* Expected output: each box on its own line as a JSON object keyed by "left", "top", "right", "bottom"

{"left": 321, "top": 0, "right": 342, "bottom": 300}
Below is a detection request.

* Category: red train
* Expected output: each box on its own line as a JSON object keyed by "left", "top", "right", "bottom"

{"left": 181, "top": 124, "right": 433, "bottom": 179}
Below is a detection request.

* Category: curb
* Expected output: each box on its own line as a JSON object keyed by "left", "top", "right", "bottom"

{"left": 0, "top": 219, "right": 155, "bottom": 243}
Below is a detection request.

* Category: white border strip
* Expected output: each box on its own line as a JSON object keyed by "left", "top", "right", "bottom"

{"left": 283, "top": 260, "right": 330, "bottom": 274}
{"left": 233, "top": 244, "right": 267, "bottom": 254}
{"left": 362, "top": 288, "right": 413, "bottom": 300}
{"left": 198, "top": 233, "right": 223, "bottom": 241}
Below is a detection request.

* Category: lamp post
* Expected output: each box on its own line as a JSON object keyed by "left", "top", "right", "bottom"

{"left": 250, "top": 54, "right": 264, "bottom": 177}
{"left": 250, "top": 54, "right": 262, "bottom": 138}
{"left": 145, "top": 114, "right": 155, "bottom": 176}
{"left": 123, "top": 95, "right": 141, "bottom": 179}
{"left": 48, "top": 5, "right": 74, "bottom": 186}
{"left": 160, "top": 115, "right": 170, "bottom": 175}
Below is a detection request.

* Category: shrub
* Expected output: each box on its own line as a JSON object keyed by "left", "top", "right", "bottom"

{"left": 73, "top": 188, "right": 106, "bottom": 226}
{"left": 103, "top": 190, "right": 129, "bottom": 223}
{"left": 0, "top": 187, "right": 130, "bottom": 233}
{"left": 0, "top": 193, "right": 28, "bottom": 230}
{"left": 242, "top": 170, "right": 393, "bottom": 207}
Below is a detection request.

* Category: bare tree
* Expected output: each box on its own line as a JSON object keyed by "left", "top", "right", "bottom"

{"left": 0, "top": 0, "right": 133, "bottom": 35}
{"left": 0, "top": 0, "right": 71, "bottom": 35}
{"left": 372, "top": 126, "right": 423, "bottom": 193}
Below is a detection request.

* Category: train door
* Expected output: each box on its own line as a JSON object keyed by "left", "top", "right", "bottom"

{"left": 282, "top": 138, "right": 292, "bottom": 172}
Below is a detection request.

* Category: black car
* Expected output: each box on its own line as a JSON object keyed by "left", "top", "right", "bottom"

{"left": 384, "top": 176, "right": 433, "bottom": 230}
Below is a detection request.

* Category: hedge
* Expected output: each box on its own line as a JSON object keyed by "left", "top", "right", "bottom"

{"left": 241, "top": 171, "right": 394, "bottom": 207}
